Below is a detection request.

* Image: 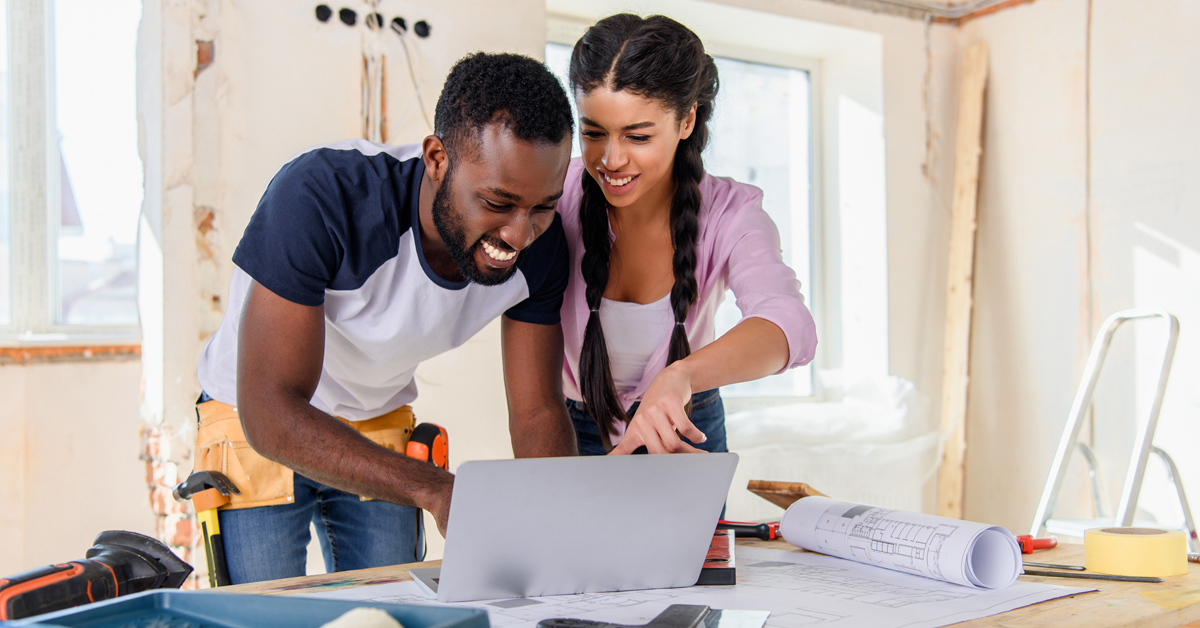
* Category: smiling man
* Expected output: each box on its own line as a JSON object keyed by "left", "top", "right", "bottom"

{"left": 192, "top": 53, "right": 577, "bottom": 584}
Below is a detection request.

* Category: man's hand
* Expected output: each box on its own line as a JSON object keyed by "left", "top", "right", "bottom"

{"left": 430, "top": 478, "right": 453, "bottom": 538}
{"left": 610, "top": 363, "right": 705, "bottom": 455}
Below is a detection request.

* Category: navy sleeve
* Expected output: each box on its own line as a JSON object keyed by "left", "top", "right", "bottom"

{"left": 232, "top": 148, "right": 409, "bottom": 306}
{"left": 505, "top": 213, "right": 569, "bottom": 325}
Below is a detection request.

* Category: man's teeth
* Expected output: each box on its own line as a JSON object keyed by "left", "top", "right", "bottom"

{"left": 604, "top": 173, "right": 633, "bottom": 186}
{"left": 481, "top": 240, "right": 516, "bottom": 262}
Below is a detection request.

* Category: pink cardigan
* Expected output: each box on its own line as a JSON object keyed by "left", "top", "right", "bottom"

{"left": 559, "top": 158, "right": 818, "bottom": 410}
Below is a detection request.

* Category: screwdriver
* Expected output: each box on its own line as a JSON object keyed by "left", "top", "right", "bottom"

{"left": 717, "top": 520, "right": 780, "bottom": 541}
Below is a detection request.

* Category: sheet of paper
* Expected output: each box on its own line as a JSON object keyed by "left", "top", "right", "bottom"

{"left": 299, "top": 546, "right": 1091, "bottom": 628}
{"left": 780, "top": 497, "right": 1022, "bottom": 589}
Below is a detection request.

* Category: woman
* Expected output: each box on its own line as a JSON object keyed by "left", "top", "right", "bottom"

{"left": 559, "top": 14, "right": 818, "bottom": 456}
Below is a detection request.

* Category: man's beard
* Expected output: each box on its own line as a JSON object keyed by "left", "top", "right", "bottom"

{"left": 431, "top": 164, "right": 522, "bottom": 286}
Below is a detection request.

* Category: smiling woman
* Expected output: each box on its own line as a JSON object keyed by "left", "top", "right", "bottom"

{"left": 545, "top": 39, "right": 816, "bottom": 406}
{"left": 554, "top": 14, "right": 818, "bottom": 457}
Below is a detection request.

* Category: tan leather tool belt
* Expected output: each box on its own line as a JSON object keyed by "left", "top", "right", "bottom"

{"left": 193, "top": 400, "right": 416, "bottom": 510}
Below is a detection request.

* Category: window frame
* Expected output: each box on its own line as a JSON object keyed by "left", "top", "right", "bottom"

{"left": 545, "top": 14, "right": 829, "bottom": 405}
{"left": 1, "top": 0, "right": 141, "bottom": 347}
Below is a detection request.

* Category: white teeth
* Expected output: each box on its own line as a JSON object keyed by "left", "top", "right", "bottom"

{"left": 481, "top": 240, "right": 516, "bottom": 262}
{"left": 603, "top": 173, "right": 633, "bottom": 186}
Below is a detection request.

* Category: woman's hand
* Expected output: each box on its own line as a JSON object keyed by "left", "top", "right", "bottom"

{"left": 610, "top": 363, "right": 707, "bottom": 454}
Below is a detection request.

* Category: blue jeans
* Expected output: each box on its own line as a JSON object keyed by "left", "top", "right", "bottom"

{"left": 218, "top": 473, "right": 424, "bottom": 584}
{"left": 566, "top": 388, "right": 728, "bottom": 456}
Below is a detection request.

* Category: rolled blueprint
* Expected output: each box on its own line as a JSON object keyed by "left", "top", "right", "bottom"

{"left": 780, "top": 496, "right": 1022, "bottom": 589}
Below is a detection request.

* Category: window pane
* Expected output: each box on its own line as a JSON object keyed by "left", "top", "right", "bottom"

{"left": 707, "top": 57, "right": 813, "bottom": 398}
{"left": 0, "top": 2, "right": 10, "bottom": 326}
{"left": 53, "top": 0, "right": 140, "bottom": 326}
{"left": 544, "top": 42, "right": 581, "bottom": 159}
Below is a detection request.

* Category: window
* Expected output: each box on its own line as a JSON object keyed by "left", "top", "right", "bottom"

{"left": 0, "top": 3, "right": 9, "bottom": 326}
{"left": 544, "top": 41, "right": 816, "bottom": 405}
{"left": 1, "top": 0, "right": 141, "bottom": 344}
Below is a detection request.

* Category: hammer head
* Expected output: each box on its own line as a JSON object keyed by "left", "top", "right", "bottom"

{"left": 172, "top": 471, "right": 241, "bottom": 502}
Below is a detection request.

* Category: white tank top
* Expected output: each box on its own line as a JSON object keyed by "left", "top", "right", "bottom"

{"left": 598, "top": 294, "right": 675, "bottom": 397}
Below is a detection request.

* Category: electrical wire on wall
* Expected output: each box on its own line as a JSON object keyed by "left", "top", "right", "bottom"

{"left": 315, "top": 2, "right": 434, "bottom": 140}
{"left": 362, "top": 0, "right": 385, "bottom": 143}
{"left": 390, "top": 15, "right": 433, "bottom": 133}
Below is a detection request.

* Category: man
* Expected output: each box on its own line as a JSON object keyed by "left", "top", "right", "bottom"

{"left": 193, "top": 53, "right": 577, "bottom": 584}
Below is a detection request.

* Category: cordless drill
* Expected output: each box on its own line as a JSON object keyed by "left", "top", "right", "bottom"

{"left": 0, "top": 530, "right": 192, "bottom": 620}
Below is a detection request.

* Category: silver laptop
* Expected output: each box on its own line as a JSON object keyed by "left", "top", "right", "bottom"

{"left": 411, "top": 453, "right": 738, "bottom": 602}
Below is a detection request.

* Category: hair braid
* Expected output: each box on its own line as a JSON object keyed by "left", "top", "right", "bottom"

{"left": 579, "top": 172, "right": 627, "bottom": 444}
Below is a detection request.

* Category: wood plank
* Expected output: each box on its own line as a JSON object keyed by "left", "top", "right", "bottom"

{"left": 937, "top": 43, "right": 990, "bottom": 519}
{"left": 747, "top": 480, "right": 828, "bottom": 511}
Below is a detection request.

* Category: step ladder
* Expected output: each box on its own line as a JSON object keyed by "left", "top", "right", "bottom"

{"left": 1029, "top": 308, "right": 1198, "bottom": 552}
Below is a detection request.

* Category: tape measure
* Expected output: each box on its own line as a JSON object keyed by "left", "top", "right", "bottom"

{"left": 406, "top": 423, "right": 448, "bottom": 470}
{"left": 1084, "top": 527, "right": 1189, "bottom": 578}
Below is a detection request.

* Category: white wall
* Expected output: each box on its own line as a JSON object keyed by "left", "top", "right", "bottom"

{"left": 960, "top": 0, "right": 1200, "bottom": 534}
{"left": 0, "top": 360, "right": 153, "bottom": 575}
{"left": 1088, "top": 0, "right": 1200, "bottom": 530}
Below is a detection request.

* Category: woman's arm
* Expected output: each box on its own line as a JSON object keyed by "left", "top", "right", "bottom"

{"left": 611, "top": 189, "right": 816, "bottom": 455}
{"left": 610, "top": 317, "right": 788, "bottom": 454}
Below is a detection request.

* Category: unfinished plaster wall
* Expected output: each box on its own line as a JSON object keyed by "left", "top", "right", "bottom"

{"left": 957, "top": 0, "right": 1090, "bottom": 533}
{"left": 0, "top": 360, "right": 153, "bottom": 575}
{"left": 959, "top": 0, "right": 1200, "bottom": 533}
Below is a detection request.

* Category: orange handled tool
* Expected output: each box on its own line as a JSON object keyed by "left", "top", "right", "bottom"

{"left": 1015, "top": 534, "right": 1057, "bottom": 554}
{"left": 406, "top": 423, "right": 448, "bottom": 470}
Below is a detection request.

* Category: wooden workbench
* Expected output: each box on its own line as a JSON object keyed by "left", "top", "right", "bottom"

{"left": 224, "top": 539, "right": 1200, "bottom": 627}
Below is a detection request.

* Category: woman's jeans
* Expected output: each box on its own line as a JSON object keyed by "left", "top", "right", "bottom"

{"left": 566, "top": 388, "right": 728, "bottom": 456}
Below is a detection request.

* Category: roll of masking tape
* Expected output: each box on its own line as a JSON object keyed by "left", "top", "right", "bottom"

{"left": 1084, "top": 527, "right": 1188, "bottom": 578}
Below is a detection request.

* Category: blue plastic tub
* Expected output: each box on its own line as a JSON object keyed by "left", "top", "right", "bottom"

{"left": 8, "top": 589, "right": 490, "bottom": 628}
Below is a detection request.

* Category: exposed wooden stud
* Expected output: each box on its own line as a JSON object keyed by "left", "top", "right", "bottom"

{"left": 937, "top": 43, "right": 989, "bottom": 519}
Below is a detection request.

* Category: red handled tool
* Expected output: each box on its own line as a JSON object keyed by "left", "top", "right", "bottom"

{"left": 406, "top": 423, "right": 449, "bottom": 470}
{"left": 1015, "top": 534, "right": 1057, "bottom": 554}
{"left": 717, "top": 520, "right": 780, "bottom": 541}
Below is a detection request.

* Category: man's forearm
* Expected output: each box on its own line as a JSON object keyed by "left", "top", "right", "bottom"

{"left": 510, "top": 404, "right": 577, "bottom": 458}
{"left": 243, "top": 397, "right": 453, "bottom": 512}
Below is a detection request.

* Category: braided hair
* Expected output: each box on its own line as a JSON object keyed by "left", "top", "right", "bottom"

{"left": 569, "top": 14, "right": 719, "bottom": 444}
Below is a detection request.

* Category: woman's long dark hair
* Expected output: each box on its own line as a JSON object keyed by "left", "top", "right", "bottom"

{"left": 569, "top": 14, "right": 719, "bottom": 446}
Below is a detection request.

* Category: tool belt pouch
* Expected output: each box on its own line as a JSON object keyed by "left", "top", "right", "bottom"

{"left": 193, "top": 401, "right": 416, "bottom": 509}
{"left": 194, "top": 400, "right": 294, "bottom": 510}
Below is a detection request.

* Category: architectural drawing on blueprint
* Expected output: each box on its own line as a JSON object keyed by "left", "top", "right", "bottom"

{"left": 784, "top": 496, "right": 1022, "bottom": 589}
{"left": 813, "top": 503, "right": 958, "bottom": 581}
{"left": 338, "top": 587, "right": 696, "bottom": 628}
{"left": 740, "top": 559, "right": 971, "bottom": 607}
{"left": 769, "top": 609, "right": 848, "bottom": 627}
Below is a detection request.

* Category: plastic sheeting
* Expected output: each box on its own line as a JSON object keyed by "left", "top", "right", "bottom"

{"left": 725, "top": 370, "right": 939, "bottom": 521}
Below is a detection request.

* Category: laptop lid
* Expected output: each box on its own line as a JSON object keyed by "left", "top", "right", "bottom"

{"left": 435, "top": 453, "right": 739, "bottom": 602}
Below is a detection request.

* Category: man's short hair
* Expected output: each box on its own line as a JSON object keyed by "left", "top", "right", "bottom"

{"left": 434, "top": 52, "right": 574, "bottom": 160}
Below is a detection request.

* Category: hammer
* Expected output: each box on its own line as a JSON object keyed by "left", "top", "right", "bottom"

{"left": 173, "top": 471, "right": 240, "bottom": 587}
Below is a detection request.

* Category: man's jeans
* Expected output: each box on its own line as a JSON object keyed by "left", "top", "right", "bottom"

{"left": 218, "top": 473, "right": 424, "bottom": 584}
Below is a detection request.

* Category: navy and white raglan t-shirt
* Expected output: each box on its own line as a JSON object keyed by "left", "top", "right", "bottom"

{"left": 197, "top": 140, "right": 569, "bottom": 422}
